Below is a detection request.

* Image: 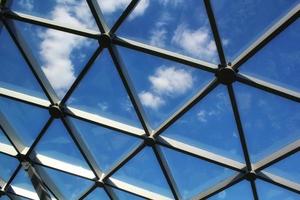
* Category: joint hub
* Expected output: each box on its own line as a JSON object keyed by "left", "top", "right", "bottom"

{"left": 49, "top": 104, "right": 63, "bottom": 118}
{"left": 245, "top": 171, "right": 257, "bottom": 181}
{"left": 216, "top": 67, "right": 236, "bottom": 85}
{"left": 99, "top": 33, "right": 111, "bottom": 48}
{"left": 144, "top": 136, "right": 156, "bottom": 146}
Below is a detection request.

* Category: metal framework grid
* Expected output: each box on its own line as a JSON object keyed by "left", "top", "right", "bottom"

{"left": 0, "top": 0, "right": 299, "bottom": 199}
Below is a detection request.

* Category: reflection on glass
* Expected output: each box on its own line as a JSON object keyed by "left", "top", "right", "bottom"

{"left": 67, "top": 49, "right": 141, "bottom": 128}
{"left": 0, "top": 129, "right": 11, "bottom": 145}
{"left": 112, "top": 147, "right": 173, "bottom": 199}
{"left": 265, "top": 152, "right": 300, "bottom": 184}
{"left": 32, "top": 119, "right": 91, "bottom": 171}
{"left": 70, "top": 117, "right": 142, "bottom": 173}
{"left": 11, "top": 168, "right": 36, "bottom": 194}
{"left": 209, "top": 181, "right": 253, "bottom": 200}
{"left": 256, "top": 180, "right": 300, "bottom": 200}
{"left": 84, "top": 188, "right": 109, "bottom": 200}
{"left": 240, "top": 20, "right": 300, "bottom": 93}
{"left": 0, "top": 153, "right": 18, "bottom": 182}
{"left": 0, "top": 97, "right": 49, "bottom": 147}
{"left": 161, "top": 146, "right": 236, "bottom": 200}
{"left": 14, "top": 21, "right": 99, "bottom": 98}
{"left": 234, "top": 83, "right": 300, "bottom": 163}
{"left": 38, "top": 166, "right": 93, "bottom": 200}
{"left": 162, "top": 85, "right": 244, "bottom": 162}
{"left": 118, "top": 46, "right": 213, "bottom": 129}
{"left": 211, "top": 0, "right": 299, "bottom": 61}
{"left": 117, "top": 0, "right": 219, "bottom": 63}
{"left": 0, "top": 26, "right": 47, "bottom": 99}
{"left": 11, "top": 0, "right": 98, "bottom": 31}
{"left": 111, "top": 187, "right": 145, "bottom": 200}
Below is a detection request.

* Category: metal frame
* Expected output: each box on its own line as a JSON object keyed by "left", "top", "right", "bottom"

{"left": 0, "top": 0, "right": 299, "bottom": 199}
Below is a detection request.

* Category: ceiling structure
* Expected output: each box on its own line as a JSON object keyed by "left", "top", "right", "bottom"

{"left": 0, "top": 0, "right": 300, "bottom": 199}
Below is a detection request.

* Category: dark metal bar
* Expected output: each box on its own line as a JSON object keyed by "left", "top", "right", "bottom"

{"left": 204, "top": 0, "right": 227, "bottom": 65}
{"left": 3, "top": 164, "right": 21, "bottom": 192}
{"left": 0, "top": 122, "right": 23, "bottom": 155}
{"left": 78, "top": 184, "right": 96, "bottom": 200}
{"left": 86, "top": 0, "right": 109, "bottom": 33}
{"left": 250, "top": 180, "right": 259, "bottom": 200}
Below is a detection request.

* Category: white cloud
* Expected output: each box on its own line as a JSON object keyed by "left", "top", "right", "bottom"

{"left": 158, "top": 0, "right": 183, "bottom": 6}
{"left": 217, "top": 191, "right": 226, "bottom": 199}
{"left": 139, "top": 66, "right": 194, "bottom": 109}
{"left": 97, "top": 102, "right": 108, "bottom": 111}
{"left": 18, "top": 0, "right": 34, "bottom": 11}
{"left": 172, "top": 24, "right": 217, "bottom": 61}
{"left": 139, "top": 91, "right": 165, "bottom": 109}
{"left": 129, "top": 0, "right": 150, "bottom": 19}
{"left": 197, "top": 110, "right": 207, "bottom": 123}
{"left": 149, "top": 13, "right": 171, "bottom": 48}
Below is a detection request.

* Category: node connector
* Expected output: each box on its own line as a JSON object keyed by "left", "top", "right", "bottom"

{"left": 144, "top": 136, "right": 156, "bottom": 146}
{"left": 216, "top": 67, "right": 236, "bottom": 85}
{"left": 245, "top": 170, "right": 257, "bottom": 181}
{"left": 96, "top": 180, "right": 104, "bottom": 187}
{"left": 99, "top": 33, "right": 111, "bottom": 48}
{"left": 49, "top": 104, "right": 63, "bottom": 118}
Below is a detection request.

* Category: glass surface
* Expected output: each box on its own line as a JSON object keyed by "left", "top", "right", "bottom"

{"left": 117, "top": 0, "right": 219, "bottom": 64}
{"left": 11, "top": 0, "right": 98, "bottom": 31}
{"left": 265, "top": 152, "right": 300, "bottom": 184}
{"left": 0, "top": 128, "right": 11, "bottom": 145}
{"left": 111, "top": 187, "right": 145, "bottom": 200}
{"left": 112, "top": 147, "right": 173, "bottom": 199}
{"left": 38, "top": 166, "right": 93, "bottom": 200}
{"left": 0, "top": 196, "right": 10, "bottom": 200}
{"left": 160, "top": 146, "right": 236, "bottom": 200}
{"left": 118, "top": 46, "right": 213, "bottom": 129}
{"left": 240, "top": 20, "right": 300, "bottom": 93}
{"left": 0, "top": 26, "right": 47, "bottom": 99}
{"left": 0, "top": 97, "right": 49, "bottom": 147}
{"left": 256, "top": 180, "right": 300, "bottom": 200}
{"left": 67, "top": 49, "right": 142, "bottom": 128}
{"left": 234, "top": 83, "right": 300, "bottom": 163}
{"left": 32, "top": 119, "right": 91, "bottom": 171}
{"left": 211, "top": 0, "right": 299, "bottom": 61}
{"left": 70, "top": 117, "right": 142, "bottom": 173}
{"left": 14, "top": 21, "right": 99, "bottom": 98}
{"left": 162, "top": 85, "right": 244, "bottom": 162}
{"left": 11, "top": 168, "right": 36, "bottom": 194}
{"left": 209, "top": 181, "right": 253, "bottom": 200}
{"left": 84, "top": 188, "right": 109, "bottom": 200}
{"left": 0, "top": 153, "right": 18, "bottom": 182}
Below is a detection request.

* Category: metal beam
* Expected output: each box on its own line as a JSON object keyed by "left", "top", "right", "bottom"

{"left": 86, "top": 0, "right": 109, "bottom": 33}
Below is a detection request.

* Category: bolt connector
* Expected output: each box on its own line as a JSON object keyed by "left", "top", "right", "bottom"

{"left": 144, "top": 136, "right": 156, "bottom": 146}
{"left": 96, "top": 180, "right": 104, "bottom": 187}
{"left": 216, "top": 67, "right": 236, "bottom": 85}
{"left": 245, "top": 170, "right": 257, "bottom": 181}
{"left": 98, "top": 33, "right": 111, "bottom": 48}
{"left": 49, "top": 104, "right": 64, "bottom": 118}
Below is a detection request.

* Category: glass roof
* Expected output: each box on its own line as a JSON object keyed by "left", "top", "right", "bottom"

{"left": 0, "top": 0, "right": 299, "bottom": 200}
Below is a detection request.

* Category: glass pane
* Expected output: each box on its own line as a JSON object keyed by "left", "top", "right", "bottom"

{"left": 111, "top": 187, "right": 145, "bottom": 200}
{"left": 265, "top": 152, "right": 300, "bottom": 184}
{"left": 0, "top": 128, "right": 12, "bottom": 146}
{"left": 118, "top": 46, "right": 213, "bottom": 129}
{"left": 70, "top": 117, "right": 142, "bottom": 173}
{"left": 0, "top": 153, "right": 18, "bottom": 182}
{"left": 117, "top": 0, "right": 219, "bottom": 63}
{"left": 0, "top": 26, "right": 47, "bottom": 99}
{"left": 67, "top": 49, "right": 141, "bottom": 128}
{"left": 0, "top": 97, "right": 49, "bottom": 147}
{"left": 161, "top": 85, "right": 244, "bottom": 162}
{"left": 234, "top": 83, "right": 300, "bottom": 163}
{"left": 84, "top": 188, "right": 109, "bottom": 200}
{"left": 240, "top": 20, "right": 300, "bottom": 93}
{"left": 211, "top": 0, "right": 299, "bottom": 61}
{"left": 256, "top": 180, "right": 300, "bottom": 200}
{"left": 32, "top": 119, "right": 91, "bottom": 171}
{"left": 0, "top": 196, "right": 10, "bottom": 200}
{"left": 11, "top": 0, "right": 98, "bottom": 31}
{"left": 112, "top": 147, "right": 173, "bottom": 199}
{"left": 160, "top": 146, "right": 236, "bottom": 200}
{"left": 38, "top": 166, "right": 93, "bottom": 200}
{"left": 209, "top": 181, "right": 253, "bottom": 200}
{"left": 14, "top": 21, "right": 99, "bottom": 98}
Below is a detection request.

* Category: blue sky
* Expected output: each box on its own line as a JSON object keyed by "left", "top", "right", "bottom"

{"left": 1, "top": 0, "right": 300, "bottom": 199}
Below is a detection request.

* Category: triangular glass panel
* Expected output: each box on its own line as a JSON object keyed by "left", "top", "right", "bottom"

{"left": 0, "top": 153, "right": 18, "bottom": 182}
{"left": 234, "top": 83, "right": 300, "bottom": 163}
{"left": 118, "top": 46, "right": 214, "bottom": 129}
{"left": 96, "top": 0, "right": 132, "bottom": 28}
{"left": 210, "top": 0, "right": 299, "bottom": 61}
{"left": 0, "top": 96, "right": 49, "bottom": 148}
{"left": 160, "top": 146, "right": 236, "bottom": 200}
{"left": 0, "top": 129, "right": 18, "bottom": 156}
{"left": 256, "top": 179, "right": 300, "bottom": 200}
{"left": 111, "top": 187, "right": 145, "bottom": 200}
{"left": 265, "top": 152, "right": 300, "bottom": 185}
{"left": 66, "top": 49, "right": 142, "bottom": 128}
{"left": 208, "top": 181, "right": 253, "bottom": 200}
{"left": 14, "top": 20, "right": 99, "bottom": 98}
{"left": 37, "top": 166, "right": 93, "bottom": 200}
{"left": 84, "top": 188, "right": 109, "bottom": 200}
{"left": 10, "top": 168, "right": 39, "bottom": 200}
{"left": 31, "top": 119, "right": 92, "bottom": 172}
{"left": 117, "top": 0, "right": 219, "bottom": 64}
{"left": 112, "top": 147, "right": 174, "bottom": 199}
{"left": 70, "top": 117, "right": 142, "bottom": 172}
{"left": 10, "top": 0, "right": 98, "bottom": 31}
{"left": 161, "top": 85, "right": 244, "bottom": 162}
{"left": 240, "top": 20, "right": 300, "bottom": 93}
{"left": 0, "top": 26, "right": 47, "bottom": 99}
